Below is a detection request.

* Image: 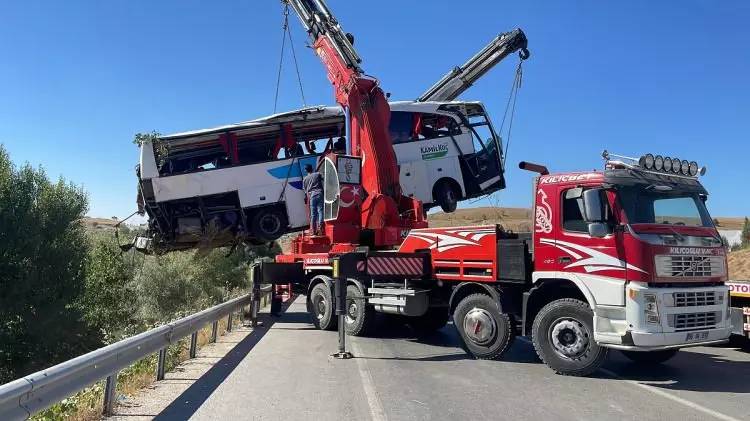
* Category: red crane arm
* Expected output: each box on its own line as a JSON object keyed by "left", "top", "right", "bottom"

{"left": 286, "top": 0, "right": 417, "bottom": 238}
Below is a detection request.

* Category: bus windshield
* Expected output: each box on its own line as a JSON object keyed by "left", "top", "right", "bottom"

{"left": 617, "top": 185, "right": 713, "bottom": 227}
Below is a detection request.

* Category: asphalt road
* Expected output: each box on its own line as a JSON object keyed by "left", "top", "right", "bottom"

{"left": 165, "top": 296, "right": 750, "bottom": 421}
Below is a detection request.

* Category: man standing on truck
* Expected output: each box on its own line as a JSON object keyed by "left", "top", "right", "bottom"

{"left": 303, "top": 164, "right": 324, "bottom": 235}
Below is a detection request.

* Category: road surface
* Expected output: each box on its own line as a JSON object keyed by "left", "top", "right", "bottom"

{"left": 138, "top": 296, "right": 750, "bottom": 421}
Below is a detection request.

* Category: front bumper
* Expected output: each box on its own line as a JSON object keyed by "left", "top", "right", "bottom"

{"left": 594, "top": 282, "right": 731, "bottom": 350}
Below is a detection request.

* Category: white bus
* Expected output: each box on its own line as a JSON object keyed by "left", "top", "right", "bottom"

{"left": 135, "top": 100, "right": 506, "bottom": 252}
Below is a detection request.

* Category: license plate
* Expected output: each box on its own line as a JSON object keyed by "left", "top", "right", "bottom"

{"left": 685, "top": 331, "right": 709, "bottom": 342}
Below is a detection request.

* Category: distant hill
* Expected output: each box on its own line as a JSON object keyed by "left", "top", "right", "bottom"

{"left": 429, "top": 207, "right": 531, "bottom": 232}
{"left": 430, "top": 207, "right": 745, "bottom": 232}
{"left": 729, "top": 248, "right": 750, "bottom": 280}
{"left": 83, "top": 217, "right": 120, "bottom": 231}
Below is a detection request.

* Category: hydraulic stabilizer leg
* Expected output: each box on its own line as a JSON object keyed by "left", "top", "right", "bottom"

{"left": 331, "top": 276, "right": 353, "bottom": 359}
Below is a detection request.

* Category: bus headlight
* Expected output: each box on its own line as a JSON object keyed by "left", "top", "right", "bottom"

{"left": 644, "top": 293, "right": 660, "bottom": 324}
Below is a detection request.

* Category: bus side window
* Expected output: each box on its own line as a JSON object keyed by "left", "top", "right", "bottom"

{"left": 418, "top": 114, "right": 460, "bottom": 140}
{"left": 389, "top": 111, "right": 413, "bottom": 144}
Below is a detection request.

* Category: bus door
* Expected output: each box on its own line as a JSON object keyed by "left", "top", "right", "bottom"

{"left": 458, "top": 112, "right": 505, "bottom": 197}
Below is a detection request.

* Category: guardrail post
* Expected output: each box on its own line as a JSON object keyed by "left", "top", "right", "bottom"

{"left": 251, "top": 284, "right": 261, "bottom": 328}
{"left": 102, "top": 372, "right": 118, "bottom": 416}
{"left": 227, "top": 312, "right": 233, "bottom": 332}
{"left": 189, "top": 332, "right": 198, "bottom": 358}
{"left": 210, "top": 321, "right": 219, "bottom": 343}
{"left": 156, "top": 348, "right": 167, "bottom": 380}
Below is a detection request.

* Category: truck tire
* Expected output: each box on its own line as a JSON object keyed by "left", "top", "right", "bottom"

{"left": 454, "top": 293, "right": 514, "bottom": 360}
{"left": 251, "top": 207, "right": 287, "bottom": 241}
{"left": 621, "top": 349, "right": 678, "bottom": 365}
{"left": 345, "top": 284, "right": 374, "bottom": 336}
{"left": 408, "top": 307, "right": 450, "bottom": 333}
{"left": 308, "top": 283, "right": 337, "bottom": 331}
{"left": 434, "top": 181, "right": 459, "bottom": 213}
{"left": 532, "top": 298, "right": 608, "bottom": 376}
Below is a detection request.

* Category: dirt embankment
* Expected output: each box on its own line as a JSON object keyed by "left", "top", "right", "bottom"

{"left": 429, "top": 207, "right": 532, "bottom": 232}
{"left": 729, "top": 248, "right": 750, "bottom": 280}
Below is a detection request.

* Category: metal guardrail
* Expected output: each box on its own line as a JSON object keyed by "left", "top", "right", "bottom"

{"left": 0, "top": 286, "right": 273, "bottom": 420}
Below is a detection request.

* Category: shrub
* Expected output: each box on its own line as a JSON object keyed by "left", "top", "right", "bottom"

{"left": 0, "top": 145, "right": 100, "bottom": 383}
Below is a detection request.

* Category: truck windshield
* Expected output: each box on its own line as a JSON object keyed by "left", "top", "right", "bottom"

{"left": 617, "top": 186, "right": 712, "bottom": 227}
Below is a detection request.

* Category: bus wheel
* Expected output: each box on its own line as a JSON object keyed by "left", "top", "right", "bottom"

{"left": 308, "top": 283, "right": 337, "bottom": 331}
{"left": 345, "top": 285, "right": 374, "bottom": 336}
{"left": 251, "top": 207, "right": 287, "bottom": 241}
{"left": 532, "top": 298, "right": 608, "bottom": 376}
{"left": 434, "top": 181, "right": 459, "bottom": 213}
{"left": 454, "top": 294, "right": 514, "bottom": 360}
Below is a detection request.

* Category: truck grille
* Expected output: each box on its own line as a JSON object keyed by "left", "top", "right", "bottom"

{"left": 673, "top": 291, "right": 718, "bottom": 307}
{"left": 655, "top": 255, "right": 725, "bottom": 278}
{"left": 668, "top": 311, "right": 720, "bottom": 330}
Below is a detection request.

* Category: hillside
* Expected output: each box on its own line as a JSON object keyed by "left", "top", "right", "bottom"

{"left": 430, "top": 208, "right": 745, "bottom": 231}
{"left": 82, "top": 217, "right": 120, "bottom": 231}
{"left": 729, "top": 248, "right": 750, "bottom": 280}
{"left": 429, "top": 207, "right": 532, "bottom": 232}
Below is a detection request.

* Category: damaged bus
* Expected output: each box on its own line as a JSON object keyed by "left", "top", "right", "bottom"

{"left": 134, "top": 100, "right": 506, "bottom": 253}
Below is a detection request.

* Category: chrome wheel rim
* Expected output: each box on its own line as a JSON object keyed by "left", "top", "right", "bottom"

{"left": 314, "top": 294, "right": 327, "bottom": 320}
{"left": 550, "top": 318, "right": 589, "bottom": 359}
{"left": 463, "top": 308, "right": 496, "bottom": 345}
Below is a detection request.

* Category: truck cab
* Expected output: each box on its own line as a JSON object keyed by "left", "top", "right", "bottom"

{"left": 531, "top": 153, "right": 731, "bottom": 351}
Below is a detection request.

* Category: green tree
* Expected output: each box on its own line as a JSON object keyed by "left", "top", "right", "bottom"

{"left": 742, "top": 217, "right": 750, "bottom": 249}
{"left": 79, "top": 236, "right": 139, "bottom": 341}
{"left": 0, "top": 145, "right": 100, "bottom": 383}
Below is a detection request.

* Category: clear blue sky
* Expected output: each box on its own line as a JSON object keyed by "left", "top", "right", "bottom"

{"left": 1, "top": 1, "right": 748, "bottom": 220}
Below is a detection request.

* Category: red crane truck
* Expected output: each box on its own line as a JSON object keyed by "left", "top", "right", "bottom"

{"left": 257, "top": 1, "right": 732, "bottom": 376}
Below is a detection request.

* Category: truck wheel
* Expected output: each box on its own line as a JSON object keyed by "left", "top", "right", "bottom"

{"left": 454, "top": 294, "right": 514, "bottom": 360}
{"left": 408, "top": 307, "right": 450, "bottom": 333}
{"left": 532, "top": 298, "right": 608, "bottom": 376}
{"left": 345, "top": 285, "right": 374, "bottom": 336}
{"left": 308, "top": 283, "right": 336, "bottom": 331}
{"left": 621, "top": 349, "right": 678, "bottom": 365}
{"left": 251, "top": 207, "right": 287, "bottom": 241}
{"left": 434, "top": 181, "right": 459, "bottom": 213}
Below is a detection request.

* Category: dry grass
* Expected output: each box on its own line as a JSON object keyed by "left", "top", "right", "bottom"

{"left": 714, "top": 217, "right": 746, "bottom": 230}
{"left": 729, "top": 248, "right": 750, "bottom": 280}
{"left": 429, "top": 207, "right": 532, "bottom": 232}
{"left": 36, "top": 312, "right": 243, "bottom": 421}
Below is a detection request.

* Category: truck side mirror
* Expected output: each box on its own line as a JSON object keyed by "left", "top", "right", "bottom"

{"left": 582, "top": 189, "right": 603, "bottom": 222}
{"left": 588, "top": 222, "right": 608, "bottom": 238}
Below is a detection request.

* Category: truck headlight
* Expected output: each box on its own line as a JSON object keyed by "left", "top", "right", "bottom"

{"left": 644, "top": 293, "right": 660, "bottom": 324}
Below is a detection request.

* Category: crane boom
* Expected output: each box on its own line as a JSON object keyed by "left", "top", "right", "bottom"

{"left": 417, "top": 29, "right": 529, "bottom": 102}
{"left": 285, "top": 0, "right": 424, "bottom": 248}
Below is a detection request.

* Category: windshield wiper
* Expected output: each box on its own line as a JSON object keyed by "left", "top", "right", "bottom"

{"left": 665, "top": 225, "right": 685, "bottom": 242}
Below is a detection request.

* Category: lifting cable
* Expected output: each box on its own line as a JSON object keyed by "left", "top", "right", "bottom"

{"left": 466, "top": 57, "right": 524, "bottom": 220}
{"left": 498, "top": 58, "right": 524, "bottom": 169}
{"left": 273, "top": 4, "right": 307, "bottom": 113}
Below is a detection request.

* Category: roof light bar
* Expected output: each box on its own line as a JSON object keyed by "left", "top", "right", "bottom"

{"left": 602, "top": 151, "right": 707, "bottom": 177}
{"left": 636, "top": 153, "right": 705, "bottom": 177}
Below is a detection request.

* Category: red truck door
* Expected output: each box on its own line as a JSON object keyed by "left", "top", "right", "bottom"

{"left": 538, "top": 184, "right": 627, "bottom": 306}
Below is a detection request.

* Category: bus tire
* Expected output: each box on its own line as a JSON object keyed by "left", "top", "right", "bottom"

{"left": 345, "top": 285, "right": 374, "bottom": 336}
{"left": 621, "top": 349, "right": 678, "bottom": 365}
{"left": 532, "top": 298, "right": 608, "bottom": 376}
{"left": 434, "top": 181, "right": 459, "bottom": 213}
{"left": 251, "top": 207, "right": 287, "bottom": 241}
{"left": 308, "top": 283, "right": 337, "bottom": 331}
{"left": 454, "top": 293, "right": 514, "bottom": 360}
